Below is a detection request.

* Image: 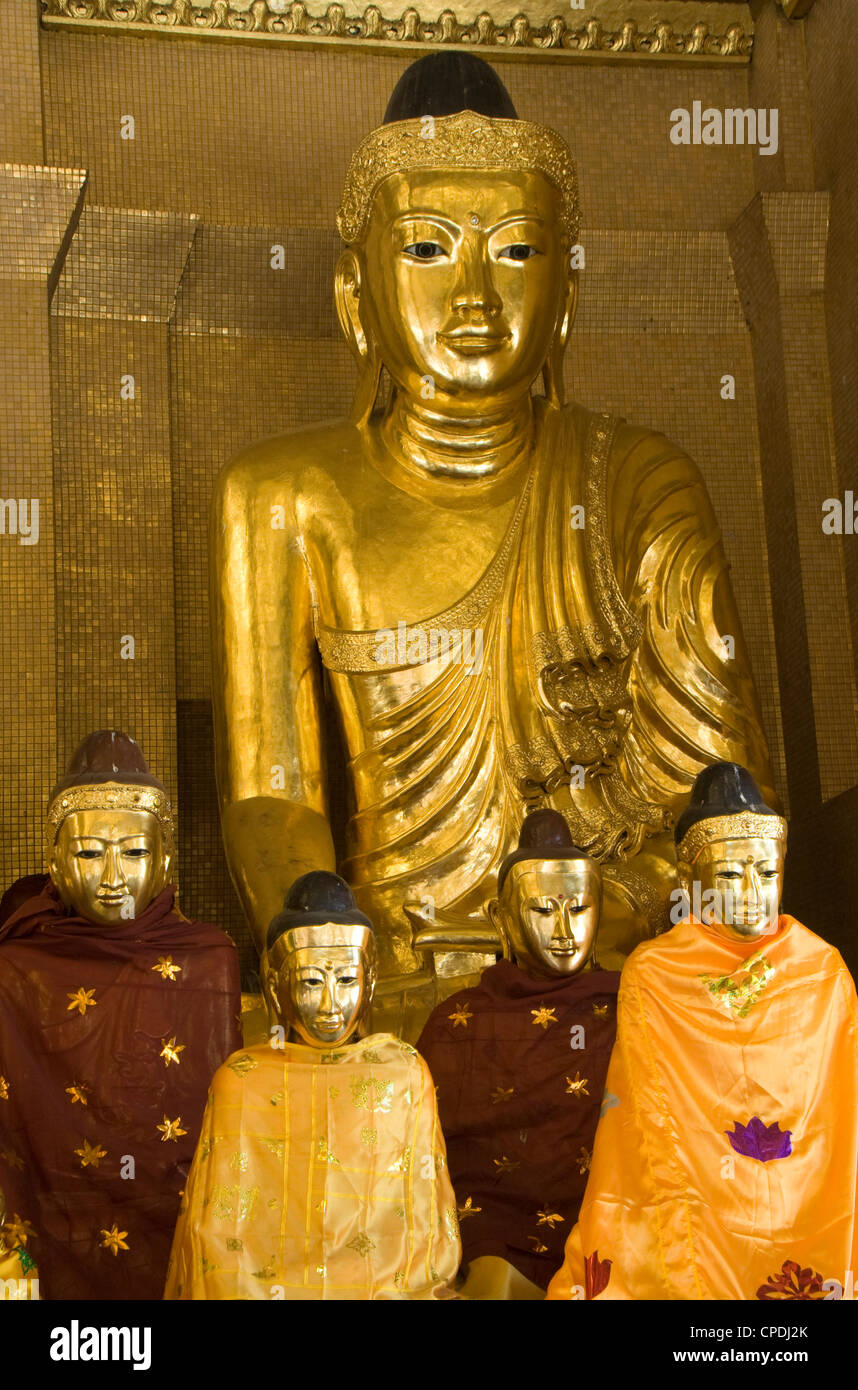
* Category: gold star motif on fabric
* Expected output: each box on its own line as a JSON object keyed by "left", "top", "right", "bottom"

{"left": 537, "top": 1207, "right": 565, "bottom": 1229}
{"left": 457, "top": 1196, "right": 482, "bottom": 1221}
{"left": 592, "top": 1002, "right": 609, "bottom": 1018}
{"left": 226, "top": 1052, "right": 258, "bottom": 1076}
{"left": 152, "top": 955, "right": 181, "bottom": 981}
{"left": 531, "top": 1006, "right": 557, "bottom": 1030}
{"left": 346, "top": 1233, "right": 375, "bottom": 1257}
{"left": 65, "top": 1082, "right": 89, "bottom": 1107}
{"left": 100, "top": 1225, "right": 129, "bottom": 1256}
{"left": 490, "top": 1085, "right": 514, "bottom": 1105}
{"left": 159, "top": 1036, "right": 186, "bottom": 1068}
{"left": 565, "top": 1070, "right": 590, "bottom": 1097}
{"left": 157, "top": 1115, "right": 188, "bottom": 1143}
{"left": 448, "top": 1003, "right": 473, "bottom": 1028}
{"left": 577, "top": 1146, "right": 592, "bottom": 1174}
{"left": 3, "top": 1215, "right": 35, "bottom": 1247}
{"left": 67, "top": 987, "right": 97, "bottom": 1016}
{"left": 492, "top": 1154, "right": 520, "bottom": 1174}
{"left": 75, "top": 1139, "right": 107, "bottom": 1169}
{"left": 0, "top": 1076, "right": 9, "bottom": 1100}
{"left": 528, "top": 1235, "right": 549, "bottom": 1254}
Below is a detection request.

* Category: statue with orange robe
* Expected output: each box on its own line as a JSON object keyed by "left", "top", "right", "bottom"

{"left": 165, "top": 871, "right": 460, "bottom": 1300}
{"left": 547, "top": 762, "right": 858, "bottom": 1301}
{"left": 417, "top": 810, "right": 619, "bottom": 1298}
{"left": 0, "top": 731, "right": 242, "bottom": 1300}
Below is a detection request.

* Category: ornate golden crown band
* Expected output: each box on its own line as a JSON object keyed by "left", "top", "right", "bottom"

{"left": 337, "top": 111, "right": 580, "bottom": 248}
{"left": 677, "top": 812, "right": 787, "bottom": 865}
{"left": 46, "top": 783, "right": 175, "bottom": 843}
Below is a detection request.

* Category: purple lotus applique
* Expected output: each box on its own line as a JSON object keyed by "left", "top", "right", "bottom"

{"left": 726, "top": 1116, "right": 792, "bottom": 1162}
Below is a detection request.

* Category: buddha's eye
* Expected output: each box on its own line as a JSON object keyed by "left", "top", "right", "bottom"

{"left": 302, "top": 975, "right": 325, "bottom": 989}
{"left": 403, "top": 241, "right": 446, "bottom": 260}
{"left": 718, "top": 870, "right": 742, "bottom": 880}
{"left": 75, "top": 849, "right": 102, "bottom": 860}
{"left": 760, "top": 869, "right": 779, "bottom": 879}
{"left": 526, "top": 900, "right": 554, "bottom": 915}
{"left": 498, "top": 244, "right": 540, "bottom": 261}
{"left": 123, "top": 847, "right": 150, "bottom": 858}
{"left": 337, "top": 974, "right": 359, "bottom": 986}
{"left": 567, "top": 904, "right": 586, "bottom": 915}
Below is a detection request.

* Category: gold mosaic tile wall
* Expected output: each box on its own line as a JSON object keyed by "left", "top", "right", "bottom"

{"left": 0, "top": 4, "right": 853, "bottom": 971}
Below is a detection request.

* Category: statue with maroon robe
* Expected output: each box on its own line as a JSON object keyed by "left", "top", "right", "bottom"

{"left": 417, "top": 810, "right": 619, "bottom": 1298}
{"left": 0, "top": 731, "right": 242, "bottom": 1299}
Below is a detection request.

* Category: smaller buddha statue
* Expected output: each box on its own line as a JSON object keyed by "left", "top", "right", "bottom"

{"left": 417, "top": 810, "right": 620, "bottom": 1299}
{"left": 548, "top": 762, "right": 858, "bottom": 1301}
{"left": 165, "top": 871, "right": 460, "bottom": 1300}
{"left": 0, "top": 1186, "right": 39, "bottom": 1297}
{"left": 0, "top": 731, "right": 242, "bottom": 1300}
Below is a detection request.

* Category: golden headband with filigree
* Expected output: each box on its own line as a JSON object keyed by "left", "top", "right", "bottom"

{"left": 336, "top": 110, "right": 580, "bottom": 248}
{"left": 46, "top": 783, "right": 175, "bottom": 845}
{"left": 677, "top": 812, "right": 787, "bottom": 866}
{"left": 269, "top": 922, "right": 375, "bottom": 963}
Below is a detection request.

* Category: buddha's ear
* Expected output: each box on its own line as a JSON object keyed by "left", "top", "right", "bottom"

{"left": 487, "top": 898, "right": 512, "bottom": 961}
{"left": 334, "top": 249, "right": 382, "bottom": 427}
{"left": 542, "top": 270, "right": 578, "bottom": 409}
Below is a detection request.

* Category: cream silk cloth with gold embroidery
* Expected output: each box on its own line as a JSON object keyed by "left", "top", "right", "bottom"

{"left": 164, "top": 1034, "right": 460, "bottom": 1299}
{"left": 547, "top": 915, "right": 858, "bottom": 1301}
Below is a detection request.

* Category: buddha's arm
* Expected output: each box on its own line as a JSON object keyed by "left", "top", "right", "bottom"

{"left": 613, "top": 428, "right": 777, "bottom": 811}
{"left": 210, "top": 447, "right": 335, "bottom": 954}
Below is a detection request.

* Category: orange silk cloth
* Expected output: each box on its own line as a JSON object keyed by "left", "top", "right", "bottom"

{"left": 165, "top": 1033, "right": 461, "bottom": 1300}
{"left": 547, "top": 915, "right": 858, "bottom": 1301}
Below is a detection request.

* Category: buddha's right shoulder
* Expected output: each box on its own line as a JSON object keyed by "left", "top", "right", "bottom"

{"left": 214, "top": 418, "right": 361, "bottom": 499}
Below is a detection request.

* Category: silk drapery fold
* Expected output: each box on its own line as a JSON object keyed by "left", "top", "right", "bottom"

{"left": 547, "top": 915, "right": 858, "bottom": 1300}
{"left": 165, "top": 1033, "right": 461, "bottom": 1299}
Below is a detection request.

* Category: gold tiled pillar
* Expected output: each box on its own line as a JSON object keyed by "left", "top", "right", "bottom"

{"left": 50, "top": 205, "right": 198, "bottom": 808}
{"left": 0, "top": 163, "right": 86, "bottom": 881}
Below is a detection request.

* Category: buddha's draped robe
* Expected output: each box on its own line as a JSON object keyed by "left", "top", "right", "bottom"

{"left": 165, "top": 1033, "right": 460, "bottom": 1300}
{"left": 317, "top": 401, "right": 774, "bottom": 973}
{"left": 0, "top": 884, "right": 241, "bottom": 1299}
{"left": 546, "top": 915, "right": 858, "bottom": 1301}
{"left": 417, "top": 959, "right": 619, "bottom": 1290}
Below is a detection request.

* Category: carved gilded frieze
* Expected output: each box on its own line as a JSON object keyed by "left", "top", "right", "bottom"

{"left": 41, "top": 0, "right": 756, "bottom": 65}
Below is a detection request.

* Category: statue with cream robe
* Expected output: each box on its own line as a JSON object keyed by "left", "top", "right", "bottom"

{"left": 547, "top": 762, "right": 858, "bottom": 1301}
{"left": 165, "top": 871, "right": 460, "bottom": 1300}
{"left": 0, "top": 731, "right": 242, "bottom": 1300}
{"left": 417, "top": 810, "right": 619, "bottom": 1298}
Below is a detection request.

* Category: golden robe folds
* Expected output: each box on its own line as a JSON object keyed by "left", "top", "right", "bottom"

{"left": 547, "top": 915, "right": 858, "bottom": 1300}
{"left": 165, "top": 1034, "right": 460, "bottom": 1300}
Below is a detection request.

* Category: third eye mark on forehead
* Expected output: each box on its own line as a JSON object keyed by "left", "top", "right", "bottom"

{"left": 393, "top": 211, "right": 546, "bottom": 236}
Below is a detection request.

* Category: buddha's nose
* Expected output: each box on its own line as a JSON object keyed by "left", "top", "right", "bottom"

{"left": 451, "top": 240, "right": 501, "bottom": 319}
{"left": 101, "top": 845, "right": 125, "bottom": 890}
{"left": 556, "top": 901, "right": 579, "bottom": 939}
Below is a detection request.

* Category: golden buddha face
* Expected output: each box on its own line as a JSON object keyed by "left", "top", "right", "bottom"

{"left": 492, "top": 858, "right": 601, "bottom": 979}
{"left": 50, "top": 808, "right": 170, "bottom": 926}
{"left": 679, "top": 836, "right": 785, "bottom": 943}
{"left": 341, "top": 167, "right": 575, "bottom": 415}
{"left": 268, "top": 926, "right": 376, "bottom": 1047}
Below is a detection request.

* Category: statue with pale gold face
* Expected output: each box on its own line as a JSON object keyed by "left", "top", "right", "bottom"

{"left": 0, "top": 730, "right": 241, "bottom": 1300}
{"left": 211, "top": 51, "right": 775, "bottom": 1031}
{"left": 167, "top": 871, "right": 460, "bottom": 1300}
{"left": 548, "top": 762, "right": 858, "bottom": 1303}
{"left": 418, "top": 809, "right": 619, "bottom": 1299}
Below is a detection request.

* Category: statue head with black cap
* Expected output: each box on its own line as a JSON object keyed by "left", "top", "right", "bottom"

{"left": 47, "top": 730, "right": 174, "bottom": 926}
{"left": 488, "top": 808, "right": 602, "bottom": 978}
{"left": 674, "top": 761, "right": 787, "bottom": 942}
{"left": 265, "top": 871, "right": 377, "bottom": 1046}
{"left": 335, "top": 50, "right": 579, "bottom": 426}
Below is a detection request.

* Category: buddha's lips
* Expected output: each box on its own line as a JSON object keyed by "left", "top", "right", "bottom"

{"left": 437, "top": 329, "right": 510, "bottom": 354}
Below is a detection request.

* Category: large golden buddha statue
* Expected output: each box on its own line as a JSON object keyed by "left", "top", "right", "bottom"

{"left": 211, "top": 52, "right": 774, "bottom": 1021}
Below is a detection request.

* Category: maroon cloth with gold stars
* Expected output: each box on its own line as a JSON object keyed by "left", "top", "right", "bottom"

{"left": 0, "top": 883, "right": 241, "bottom": 1299}
{"left": 417, "top": 959, "right": 619, "bottom": 1289}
